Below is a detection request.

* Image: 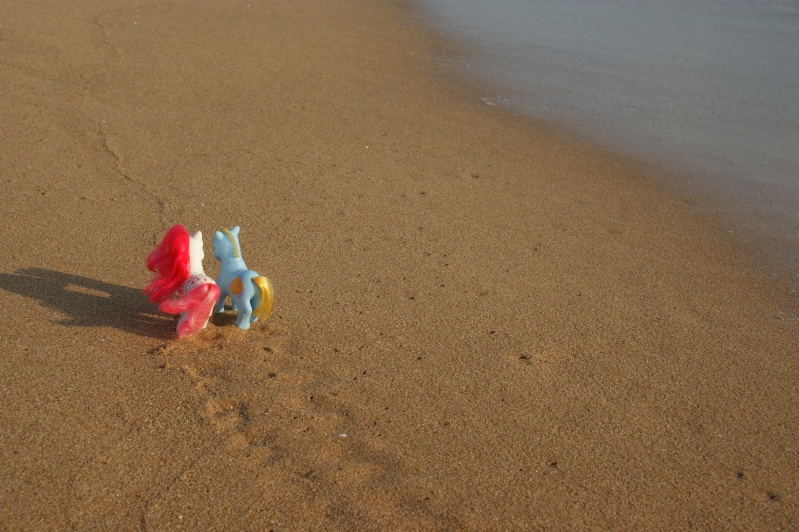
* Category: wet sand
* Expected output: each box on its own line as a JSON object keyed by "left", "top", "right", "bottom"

{"left": 1, "top": 0, "right": 797, "bottom": 528}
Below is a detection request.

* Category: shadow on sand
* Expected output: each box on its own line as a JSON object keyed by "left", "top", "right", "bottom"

{"left": 0, "top": 267, "right": 176, "bottom": 339}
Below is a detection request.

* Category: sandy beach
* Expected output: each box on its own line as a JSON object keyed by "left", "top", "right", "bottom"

{"left": 1, "top": 0, "right": 797, "bottom": 528}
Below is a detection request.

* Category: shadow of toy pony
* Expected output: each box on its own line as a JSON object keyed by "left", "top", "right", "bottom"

{"left": 0, "top": 267, "right": 174, "bottom": 338}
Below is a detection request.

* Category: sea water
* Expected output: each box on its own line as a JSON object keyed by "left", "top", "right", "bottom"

{"left": 414, "top": 0, "right": 799, "bottom": 282}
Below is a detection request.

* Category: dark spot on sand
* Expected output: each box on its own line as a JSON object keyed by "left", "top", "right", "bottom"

{"left": 489, "top": 330, "right": 496, "bottom": 335}
{"left": 549, "top": 461, "right": 558, "bottom": 468}
{"left": 237, "top": 404, "right": 251, "bottom": 423}
{"left": 768, "top": 492, "right": 779, "bottom": 501}
{"left": 148, "top": 344, "right": 168, "bottom": 355}
{"left": 263, "top": 346, "right": 272, "bottom": 352}
{"left": 267, "top": 372, "right": 277, "bottom": 379}
{"left": 417, "top": 356, "right": 422, "bottom": 360}
{"left": 333, "top": 347, "right": 340, "bottom": 353}
{"left": 736, "top": 471, "right": 745, "bottom": 479}
{"left": 157, "top": 363, "right": 166, "bottom": 369}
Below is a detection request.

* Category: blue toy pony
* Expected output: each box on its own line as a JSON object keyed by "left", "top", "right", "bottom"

{"left": 212, "top": 226, "right": 274, "bottom": 330}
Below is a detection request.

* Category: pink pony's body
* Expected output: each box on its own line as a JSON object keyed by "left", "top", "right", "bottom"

{"left": 145, "top": 225, "right": 219, "bottom": 338}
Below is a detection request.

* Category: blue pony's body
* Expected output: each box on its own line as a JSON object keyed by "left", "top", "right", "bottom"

{"left": 212, "top": 226, "right": 273, "bottom": 330}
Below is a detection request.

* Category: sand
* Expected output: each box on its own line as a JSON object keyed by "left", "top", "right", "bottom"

{"left": 1, "top": 0, "right": 797, "bottom": 528}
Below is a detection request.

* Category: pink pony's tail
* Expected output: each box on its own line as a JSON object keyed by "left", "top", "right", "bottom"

{"left": 145, "top": 225, "right": 191, "bottom": 304}
{"left": 160, "top": 283, "right": 221, "bottom": 338}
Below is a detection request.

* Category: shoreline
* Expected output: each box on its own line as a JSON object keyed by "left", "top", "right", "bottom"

{"left": 411, "top": 0, "right": 799, "bottom": 293}
{"left": 1, "top": 0, "right": 797, "bottom": 528}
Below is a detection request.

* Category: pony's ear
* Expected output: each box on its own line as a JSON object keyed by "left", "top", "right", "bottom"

{"left": 191, "top": 231, "right": 202, "bottom": 241}
{"left": 231, "top": 226, "right": 240, "bottom": 235}
{"left": 213, "top": 230, "right": 224, "bottom": 240}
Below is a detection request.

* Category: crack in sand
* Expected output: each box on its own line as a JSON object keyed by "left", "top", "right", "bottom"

{"left": 85, "top": 13, "right": 167, "bottom": 238}
{"left": 99, "top": 132, "right": 167, "bottom": 232}
{"left": 139, "top": 441, "right": 224, "bottom": 531}
{"left": 63, "top": 429, "right": 133, "bottom": 531}
{"left": 92, "top": 16, "right": 120, "bottom": 57}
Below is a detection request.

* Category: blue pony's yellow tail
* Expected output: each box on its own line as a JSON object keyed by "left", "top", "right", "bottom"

{"left": 252, "top": 276, "right": 274, "bottom": 320}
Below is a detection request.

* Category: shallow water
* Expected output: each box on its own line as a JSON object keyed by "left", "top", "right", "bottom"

{"left": 415, "top": 0, "right": 799, "bottom": 282}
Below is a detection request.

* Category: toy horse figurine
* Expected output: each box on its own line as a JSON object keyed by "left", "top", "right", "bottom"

{"left": 212, "top": 226, "right": 274, "bottom": 330}
{"left": 144, "top": 225, "right": 220, "bottom": 338}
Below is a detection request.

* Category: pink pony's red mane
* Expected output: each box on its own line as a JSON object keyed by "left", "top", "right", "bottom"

{"left": 144, "top": 225, "right": 191, "bottom": 304}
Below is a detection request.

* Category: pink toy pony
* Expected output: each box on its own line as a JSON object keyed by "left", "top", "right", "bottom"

{"left": 145, "top": 225, "right": 220, "bottom": 338}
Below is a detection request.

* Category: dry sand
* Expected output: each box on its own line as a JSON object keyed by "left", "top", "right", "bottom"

{"left": 1, "top": 0, "right": 797, "bottom": 528}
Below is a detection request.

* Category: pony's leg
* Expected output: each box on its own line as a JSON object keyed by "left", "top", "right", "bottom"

{"left": 234, "top": 294, "right": 253, "bottom": 330}
{"left": 202, "top": 302, "right": 213, "bottom": 329}
{"left": 215, "top": 289, "right": 228, "bottom": 314}
{"left": 249, "top": 294, "right": 259, "bottom": 323}
{"left": 236, "top": 305, "right": 252, "bottom": 329}
{"left": 176, "top": 311, "right": 192, "bottom": 337}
